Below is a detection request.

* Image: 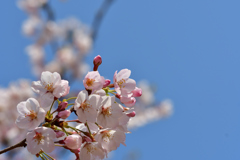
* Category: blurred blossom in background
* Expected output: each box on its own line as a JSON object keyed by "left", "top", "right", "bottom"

{"left": 1, "top": 0, "right": 240, "bottom": 160}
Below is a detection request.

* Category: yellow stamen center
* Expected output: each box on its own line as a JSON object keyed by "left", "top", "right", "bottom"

{"left": 102, "top": 107, "right": 112, "bottom": 117}
{"left": 25, "top": 110, "right": 37, "bottom": 120}
{"left": 86, "top": 144, "right": 97, "bottom": 154}
{"left": 102, "top": 131, "right": 113, "bottom": 142}
{"left": 44, "top": 83, "right": 54, "bottom": 92}
{"left": 86, "top": 78, "right": 95, "bottom": 87}
{"left": 117, "top": 79, "right": 126, "bottom": 88}
{"left": 33, "top": 132, "right": 44, "bottom": 145}
{"left": 81, "top": 101, "right": 91, "bottom": 112}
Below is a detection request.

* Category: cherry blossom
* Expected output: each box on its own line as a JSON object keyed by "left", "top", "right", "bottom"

{"left": 97, "top": 96, "right": 124, "bottom": 128}
{"left": 15, "top": 98, "right": 45, "bottom": 130}
{"left": 32, "top": 71, "right": 70, "bottom": 108}
{"left": 95, "top": 129, "right": 126, "bottom": 152}
{"left": 74, "top": 90, "right": 102, "bottom": 123}
{"left": 114, "top": 69, "right": 136, "bottom": 96}
{"left": 83, "top": 71, "right": 105, "bottom": 91}
{"left": 80, "top": 142, "right": 106, "bottom": 160}
{"left": 26, "top": 127, "right": 56, "bottom": 155}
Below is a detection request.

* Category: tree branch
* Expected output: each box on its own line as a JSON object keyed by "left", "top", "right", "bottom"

{"left": 42, "top": 2, "right": 55, "bottom": 21}
{"left": 0, "top": 139, "right": 26, "bottom": 155}
{"left": 91, "top": 0, "right": 115, "bottom": 41}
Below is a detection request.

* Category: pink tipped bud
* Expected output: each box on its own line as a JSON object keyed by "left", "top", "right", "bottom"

{"left": 120, "top": 96, "right": 136, "bottom": 107}
{"left": 64, "top": 134, "right": 82, "bottom": 150}
{"left": 93, "top": 55, "right": 102, "bottom": 66}
{"left": 58, "top": 101, "right": 68, "bottom": 111}
{"left": 55, "top": 131, "right": 65, "bottom": 138}
{"left": 103, "top": 79, "right": 111, "bottom": 88}
{"left": 93, "top": 55, "right": 102, "bottom": 71}
{"left": 127, "top": 111, "right": 136, "bottom": 117}
{"left": 132, "top": 87, "right": 142, "bottom": 97}
{"left": 58, "top": 110, "right": 71, "bottom": 119}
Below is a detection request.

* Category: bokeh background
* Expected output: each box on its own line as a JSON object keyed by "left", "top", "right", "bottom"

{"left": 1, "top": 0, "right": 240, "bottom": 159}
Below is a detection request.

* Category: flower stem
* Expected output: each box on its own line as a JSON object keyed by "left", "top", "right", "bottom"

{"left": 67, "top": 103, "right": 75, "bottom": 107}
{"left": 40, "top": 153, "right": 47, "bottom": 160}
{"left": 85, "top": 122, "right": 92, "bottom": 135}
{"left": 62, "top": 127, "right": 69, "bottom": 136}
{"left": 43, "top": 152, "right": 55, "bottom": 160}
{"left": 55, "top": 144, "right": 64, "bottom": 147}
{"left": 65, "top": 119, "right": 81, "bottom": 123}
{"left": 49, "top": 100, "right": 56, "bottom": 116}
{"left": 66, "top": 97, "right": 77, "bottom": 101}
{"left": 67, "top": 126, "right": 79, "bottom": 133}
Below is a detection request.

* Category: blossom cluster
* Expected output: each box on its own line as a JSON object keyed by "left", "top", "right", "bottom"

{"left": 18, "top": 0, "right": 92, "bottom": 78}
{"left": 14, "top": 55, "right": 142, "bottom": 160}
{"left": 0, "top": 1, "right": 173, "bottom": 159}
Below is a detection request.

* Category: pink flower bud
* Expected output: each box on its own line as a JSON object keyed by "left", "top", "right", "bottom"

{"left": 55, "top": 131, "right": 65, "bottom": 138}
{"left": 64, "top": 134, "right": 82, "bottom": 150}
{"left": 58, "top": 101, "right": 68, "bottom": 111}
{"left": 120, "top": 96, "right": 136, "bottom": 107}
{"left": 132, "top": 87, "right": 142, "bottom": 97}
{"left": 93, "top": 55, "right": 102, "bottom": 66}
{"left": 58, "top": 110, "right": 71, "bottom": 119}
{"left": 93, "top": 55, "right": 102, "bottom": 71}
{"left": 127, "top": 111, "right": 136, "bottom": 117}
{"left": 103, "top": 79, "right": 111, "bottom": 88}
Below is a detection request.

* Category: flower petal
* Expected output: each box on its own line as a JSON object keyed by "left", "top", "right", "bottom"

{"left": 116, "top": 69, "right": 131, "bottom": 80}
{"left": 53, "top": 80, "right": 69, "bottom": 98}
{"left": 39, "top": 92, "right": 54, "bottom": 108}
{"left": 17, "top": 101, "right": 28, "bottom": 115}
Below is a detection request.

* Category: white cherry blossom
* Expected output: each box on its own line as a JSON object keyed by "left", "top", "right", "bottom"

{"left": 74, "top": 90, "right": 102, "bottom": 123}
{"left": 114, "top": 69, "right": 136, "bottom": 96}
{"left": 97, "top": 96, "right": 123, "bottom": 128}
{"left": 80, "top": 142, "right": 106, "bottom": 160}
{"left": 15, "top": 98, "right": 45, "bottom": 130}
{"left": 95, "top": 128, "right": 126, "bottom": 152}
{"left": 26, "top": 127, "right": 56, "bottom": 155}
{"left": 32, "top": 71, "right": 70, "bottom": 108}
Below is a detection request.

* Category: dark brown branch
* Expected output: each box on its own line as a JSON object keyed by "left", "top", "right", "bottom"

{"left": 42, "top": 2, "right": 55, "bottom": 21}
{"left": 91, "top": 0, "right": 115, "bottom": 41}
{"left": 0, "top": 139, "right": 26, "bottom": 155}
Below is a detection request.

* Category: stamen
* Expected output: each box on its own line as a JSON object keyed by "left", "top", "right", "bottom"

{"left": 33, "top": 132, "right": 44, "bottom": 145}
{"left": 44, "top": 83, "right": 54, "bottom": 92}
{"left": 86, "top": 78, "right": 95, "bottom": 87}
{"left": 25, "top": 110, "right": 37, "bottom": 120}
{"left": 117, "top": 79, "right": 126, "bottom": 88}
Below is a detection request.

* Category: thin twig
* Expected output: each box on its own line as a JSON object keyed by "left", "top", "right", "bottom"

{"left": 42, "top": 2, "right": 55, "bottom": 21}
{"left": 91, "top": 0, "right": 115, "bottom": 41}
{"left": 0, "top": 139, "right": 26, "bottom": 154}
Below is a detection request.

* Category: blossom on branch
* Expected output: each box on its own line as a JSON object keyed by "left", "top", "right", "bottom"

{"left": 83, "top": 71, "right": 105, "bottom": 91}
{"left": 15, "top": 98, "right": 45, "bottom": 130}
{"left": 74, "top": 90, "right": 102, "bottom": 123}
{"left": 26, "top": 127, "right": 56, "bottom": 155}
{"left": 32, "top": 71, "right": 70, "bottom": 108}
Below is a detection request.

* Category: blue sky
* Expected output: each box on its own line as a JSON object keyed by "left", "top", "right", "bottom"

{"left": 1, "top": 0, "right": 240, "bottom": 159}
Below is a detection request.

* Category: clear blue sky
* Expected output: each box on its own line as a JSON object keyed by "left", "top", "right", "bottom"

{"left": 1, "top": 0, "right": 240, "bottom": 159}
